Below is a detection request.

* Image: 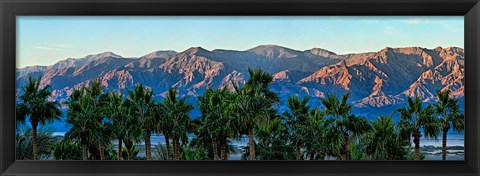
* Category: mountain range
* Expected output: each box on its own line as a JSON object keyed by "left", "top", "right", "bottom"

{"left": 16, "top": 45, "right": 465, "bottom": 119}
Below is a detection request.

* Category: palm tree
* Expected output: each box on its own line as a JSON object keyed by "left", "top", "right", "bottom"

{"left": 155, "top": 102, "right": 173, "bottom": 160}
{"left": 365, "top": 116, "right": 408, "bottom": 160}
{"left": 118, "top": 97, "right": 144, "bottom": 160}
{"left": 198, "top": 87, "right": 236, "bottom": 160}
{"left": 434, "top": 89, "right": 464, "bottom": 160}
{"left": 190, "top": 117, "right": 215, "bottom": 160}
{"left": 198, "top": 89, "right": 219, "bottom": 160}
{"left": 320, "top": 93, "right": 371, "bottom": 160}
{"left": 285, "top": 95, "right": 310, "bottom": 160}
{"left": 65, "top": 86, "right": 102, "bottom": 160}
{"left": 16, "top": 76, "right": 62, "bottom": 160}
{"left": 396, "top": 96, "right": 441, "bottom": 160}
{"left": 302, "top": 107, "right": 329, "bottom": 160}
{"left": 190, "top": 116, "right": 240, "bottom": 160}
{"left": 64, "top": 80, "right": 110, "bottom": 160}
{"left": 218, "top": 106, "right": 237, "bottom": 160}
{"left": 253, "top": 117, "right": 295, "bottom": 160}
{"left": 215, "top": 88, "right": 237, "bottom": 161}
{"left": 231, "top": 68, "right": 277, "bottom": 160}
{"left": 86, "top": 80, "right": 111, "bottom": 160}
{"left": 230, "top": 87, "right": 258, "bottom": 160}
{"left": 161, "top": 88, "right": 193, "bottom": 160}
{"left": 126, "top": 84, "right": 156, "bottom": 160}
{"left": 96, "top": 119, "right": 114, "bottom": 160}
{"left": 103, "top": 92, "right": 128, "bottom": 160}
{"left": 123, "top": 110, "right": 144, "bottom": 160}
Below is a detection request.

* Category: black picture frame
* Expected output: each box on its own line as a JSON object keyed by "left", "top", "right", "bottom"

{"left": 1, "top": 0, "right": 479, "bottom": 176}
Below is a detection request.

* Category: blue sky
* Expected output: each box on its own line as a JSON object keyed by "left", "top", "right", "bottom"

{"left": 17, "top": 16, "right": 464, "bottom": 68}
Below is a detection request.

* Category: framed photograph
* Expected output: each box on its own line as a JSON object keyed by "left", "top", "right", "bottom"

{"left": 1, "top": 0, "right": 479, "bottom": 176}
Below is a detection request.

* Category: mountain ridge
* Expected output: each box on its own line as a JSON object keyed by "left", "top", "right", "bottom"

{"left": 16, "top": 45, "right": 464, "bottom": 119}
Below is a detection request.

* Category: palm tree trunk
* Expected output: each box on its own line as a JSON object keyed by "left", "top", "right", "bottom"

{"left": 175, "top": 138, "right": 180, "bottom": 160}
{"left": 220, "top": 137, "right": 227, "bottom": 160}
{"left": 82, "top": 144, "right": 88, "bottom": 160}
{"left": 341, "top": 153, "right": 347, "bottom": 160}
{"left": 164, "top": 133, "right": 171, "bottom": 160}
{"left": 172, "top": 137, "right": 177, "bottom": 160}
{"left": 117, "top": 138, "right": 123, "bottom": 160}
{"left": 89, "top": 144, "right": 99, "bottom": 160}
{"left": 340, "top": 133, "right": 349, "bottom": 160}
{"left": 175, "top": 139, "right": 180, "bottom": 160}
{"left": 126, "top": 149, "right": 131, "bottom": 160}
{"left": 248, "top": 128, "right": 256, "bottom": 160}
{"left": 212, "top": 134, "right": 219, "bottom": 160}
{"left": 99, "top": 144, "right": 105, "bottom": 160}
{"left": 296, "top": 143, "right": 301, "bottom": 160}
{"left": 31, "top": 124, "right": 39, "bottom": 160}
{"left": 442, "top": 130, "right": 448, "bottom": 160}
{"left": 172, "top": 137, "right": 180, "bottom": 160}
{"left": 125, "top": 140, "right": 132, "bottom": 160}
{"left": 309, "top": 153, "right": 315, "bottom": 160}
{"left": 345, "top": 135, "right": 350, "bottom": 160}
{"left": 208, "top": 147, "right": 214, "bottom": 160}
{"left": 145, "top": 129, "right": 152, "bottom": 160}
{"left": 413, "top": 129, "right": 421, "bottom": 160}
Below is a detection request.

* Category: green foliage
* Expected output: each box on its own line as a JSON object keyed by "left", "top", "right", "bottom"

{"left": 51, "top": 140, "right": 83, "bottom": 160}
{"left": 406, "top": 146, "right": 425, "bottom": 160}
{"left": 161, "top": 88, "right": 194, "bottom": 143}
{"left": 321, "top": 93, "right": 372, "bottom": 160}
{"left": 102, "top": 142, "right": 118, "bottom": 160}
{"left": 163, "top": 88, "right": 194, "bottom": 160}
{"left": 16, "top": 76, "right": 62, "bottom": 125}
{"left": 103, "top": 91, "right": 128, "bottom": 159}
{"left": 365, "top": 116, "right": 408, "bottom": 160}
{"left": 180, "top": 145, "right": 210, "bottom": 160}
{"left": 153, "top": 143, "right": 173, "bottom": 160}
{"left": 126, "top": 84, "right": 155, "bottom": 130}
{"left": 231, "top": 68, "right": 277, "bottom": 160}
{"left": 348, "top": 140, "right": 366, "bottom": 160}
{"left": 126, "top": 84, "right": 157, "bottom": 160}
{"left": 197, "top": 87, "right": 237, "bottom": 160}
{"left": 397, "top": 96, "right": 441, "bottom": 140}
{"left": 16, "top": 126, "right": 58, "bottom": 160}
{"left": 302, "top": 108, "right": 331, "bottom": 160}
{"left": 121, "top": 145, "right": 143, "bottom": 160}
{"left": 254, "top": 118, "right": 296, "bottom": 160}
{"left": 285, "top": 95, "right": 310, "bottom": 160}
{"left": 396, "top": 96, "right": 442, "bottom": 160}
{"left": 435, "top": 89, "right": 464, "bottom": 132}
{"left": 64, "top": 80, "right": 106, "bottom": 160}
{"left": 434, "top": 89, "right": 464, "bottom": 160}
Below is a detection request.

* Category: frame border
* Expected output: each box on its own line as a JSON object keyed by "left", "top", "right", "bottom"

{"left": 1, "top": 0, "right": 479, "bottom": 176}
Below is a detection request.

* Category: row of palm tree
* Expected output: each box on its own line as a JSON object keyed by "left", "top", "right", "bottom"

{"left": 16, "top": 68, "right": 464, "bottom": 160}
{"left": 62, "top": 81, "right": 194, "bottom": 160}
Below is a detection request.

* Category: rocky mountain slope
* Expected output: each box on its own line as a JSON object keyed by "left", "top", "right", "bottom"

{"left": 16, "top": 45, "right": 464, "bottom": 118}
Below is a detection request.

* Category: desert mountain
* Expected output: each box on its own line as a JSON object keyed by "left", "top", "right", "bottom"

{"left": 16, "top": 45, "right": 464, "bottom": 118}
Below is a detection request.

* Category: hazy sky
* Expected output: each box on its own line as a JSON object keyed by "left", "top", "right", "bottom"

{"left": 17, "top": 16, "right": 464, "bottom": 68}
